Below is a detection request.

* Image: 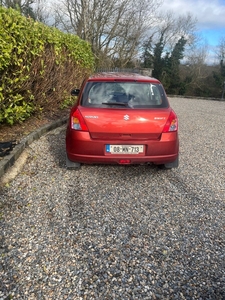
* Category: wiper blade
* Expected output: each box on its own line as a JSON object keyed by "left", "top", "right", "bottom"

{"left": 102, "top": 101, "right": 128, "bottom": 106}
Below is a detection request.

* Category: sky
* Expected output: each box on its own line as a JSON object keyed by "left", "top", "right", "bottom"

{"left": 160, "top": 0, "right": 225, "bottom": 59}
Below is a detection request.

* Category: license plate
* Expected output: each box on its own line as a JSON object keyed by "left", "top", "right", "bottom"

{"left": 106, "top": 145, "right": 144, "bottom": 154}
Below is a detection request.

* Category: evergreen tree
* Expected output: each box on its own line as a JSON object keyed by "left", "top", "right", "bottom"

{"left": 213, "top": 56, "right": 225, "bottom": 98}
{"left": 141, "top": 37, "right": 154, "bottom": 68}
{"left": 152, "top": 33, "right": 164, "bottom": 80}
{"left": 165, "top": 36, "right": 186, "bottom": 94}
{"left": 156, "top": 36, "right": 186, "bottom": 93}
{"left": 151, "top": 35, "right": 186, "bottom": 94}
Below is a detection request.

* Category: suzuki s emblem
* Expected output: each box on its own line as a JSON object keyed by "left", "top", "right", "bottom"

{"left": 124, "top": 114, "right": 129, "bottom": 121}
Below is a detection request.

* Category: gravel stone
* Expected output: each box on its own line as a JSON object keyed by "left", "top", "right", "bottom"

{"left": 0, "top": 98, "right": 225, "bottom": 299}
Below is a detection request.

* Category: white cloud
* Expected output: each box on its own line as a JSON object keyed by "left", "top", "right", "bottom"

{"left": 160, "top": 0, "right": 225, "bottom": 30}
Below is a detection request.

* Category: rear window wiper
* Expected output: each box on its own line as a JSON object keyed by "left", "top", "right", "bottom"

{"left": 102, "top": 101, "right": 128, "bottom": 106}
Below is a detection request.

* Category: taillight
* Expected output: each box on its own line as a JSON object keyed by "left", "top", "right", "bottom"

{"left": 163, "top": 110, "right": 178, "bottom": 132}
{"left": 71, "top": 108, "right": 88, "bottom": 131}
{"left": 119, "top": 159, "right": 131, "bottom": 164}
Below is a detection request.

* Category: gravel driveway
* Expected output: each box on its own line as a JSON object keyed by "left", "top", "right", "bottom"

{"left": 0, "top": 98, "right": 225, "bottom": 300}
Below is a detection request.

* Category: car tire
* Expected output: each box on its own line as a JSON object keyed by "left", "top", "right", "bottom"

{"left": 66, "top": 155, "right": 81, "bottom": 169}
{"left": 158, "top": 156, "right": 179, "bottom": 169}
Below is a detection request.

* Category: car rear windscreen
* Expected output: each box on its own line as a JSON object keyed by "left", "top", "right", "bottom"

{"left": 81, "top": 81, "right": 169, "bottom": 109}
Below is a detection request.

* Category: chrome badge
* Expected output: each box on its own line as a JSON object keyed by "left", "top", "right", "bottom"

{"left": 124, "top": 115, "right": 129, "bottom": 121}
{"left": 85, "top": 116, "right": 99, "bottom": 119}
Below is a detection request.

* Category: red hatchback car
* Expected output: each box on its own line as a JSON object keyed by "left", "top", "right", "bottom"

{"left": 66, "top": 72, "right": 179, "bottom": 169}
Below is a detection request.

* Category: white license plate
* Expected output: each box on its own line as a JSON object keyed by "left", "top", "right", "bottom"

{"left": 106, "top": 145, "right": 144, "bottom": 154}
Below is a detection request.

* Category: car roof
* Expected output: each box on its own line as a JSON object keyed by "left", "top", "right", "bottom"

{"left": 87, "top": 72, "right": 160, "bottom": 84}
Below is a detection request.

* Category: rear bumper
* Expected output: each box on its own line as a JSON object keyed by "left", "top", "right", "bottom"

{"left": 66, "top": 130, "right": 179, "bottom": 165}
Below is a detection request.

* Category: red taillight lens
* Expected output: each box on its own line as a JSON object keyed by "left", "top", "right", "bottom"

{"left": 163, "top": 110, "right": 178, "bottom": 132}
{"left": 119, "top": 159, "right": 131, "bottom": 164}
{"left": 71, "top": 109, "right": 88, "bottom": 131}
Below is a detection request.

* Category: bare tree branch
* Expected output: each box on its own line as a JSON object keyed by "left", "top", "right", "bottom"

{"left": 54, "top": 0, "right": 162, "bottom": 67}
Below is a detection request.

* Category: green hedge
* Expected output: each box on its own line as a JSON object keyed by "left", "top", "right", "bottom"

{"left": 0, "top": 7, "right": 94, "bottom": 125}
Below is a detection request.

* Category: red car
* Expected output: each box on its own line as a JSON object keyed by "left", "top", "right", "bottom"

{"left": 66, "top": 72, "right": 179, "bottom": 169}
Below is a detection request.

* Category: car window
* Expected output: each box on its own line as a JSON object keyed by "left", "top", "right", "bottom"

{"left": 81, "top": 82, "right": 168, "bottom": 108}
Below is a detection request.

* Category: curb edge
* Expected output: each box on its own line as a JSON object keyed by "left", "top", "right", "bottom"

{"left": 0, "top": 117, "right": 68, "bottom": 179}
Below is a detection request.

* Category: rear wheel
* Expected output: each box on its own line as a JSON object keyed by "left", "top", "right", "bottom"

{"left": 66, "top": 155, "right": 81, "bottom": 169}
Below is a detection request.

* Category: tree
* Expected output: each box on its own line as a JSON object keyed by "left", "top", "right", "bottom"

{"left": 163, "top": 36, "right": 187, "bottom": 93}
{"left": 0, "top": 0, "right": 52, "bottom": 22}
{"left": 215, "top": 37, "right": 225, "bottom": 65}
{"left": 217, "top": 37, "right": 225, "bottom": 77}
{"left": 213, "top": 37, "right": 225, "bottom": 97}
{"left": 152, "top": 33, "right": 165, "bottom": 79}
{"left": 140, "top": 11, "right": 196, "bottom": 93}
{"left": 180, "top": 40, "right": 212, "bottom": 96}
{"left": 149, "top": 11, "right": 196, "bottom": 52}
{"left": 53, "top": 0, "right": 163, "bottom": 68}
{"left": 1, "top": 0, "right": 36, "bottom": 18}
{"left": 31, "top": 0, "right": 51, "bottom": 23}
{"left": 141, "top": 36, "right": 154, "bottom": 68}
{"left": 143, "top": 12, "right": 196, "bottom": 71}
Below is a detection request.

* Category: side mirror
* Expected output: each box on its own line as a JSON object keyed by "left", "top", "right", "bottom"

{"left": 71, "top": 89, "right": 80, "bottom": 96}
